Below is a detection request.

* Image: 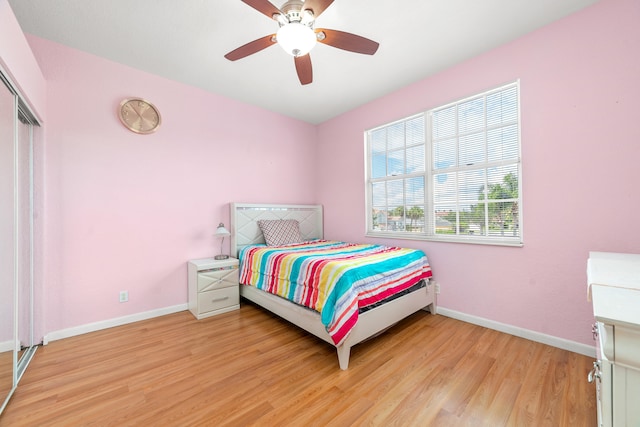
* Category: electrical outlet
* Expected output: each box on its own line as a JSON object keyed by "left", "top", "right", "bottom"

{"left": 434, "top": 282, "right": 441, "bottom": 294}
{"left": 119, "top": 290, "right": 128, "bottom": 303}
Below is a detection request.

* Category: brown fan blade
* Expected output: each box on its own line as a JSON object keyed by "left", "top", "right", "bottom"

{"left": 302, "top": 0, "right": 334, "bottom": 19}
{"left": 294, "top": 54, "right": 313, "bottom": 85}
{"left": 241, "top": 0, "right": 282, "bottom": 20}
{"left": 316, "top": 29, "right": 379, "bottom": 55}
{"left": 224, "top": 34, "right": 277, "bottom": 61}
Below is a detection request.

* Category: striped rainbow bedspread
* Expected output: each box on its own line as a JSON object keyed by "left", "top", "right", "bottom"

{"left": 238, "top": 240, "right": 432, "bottom": 346}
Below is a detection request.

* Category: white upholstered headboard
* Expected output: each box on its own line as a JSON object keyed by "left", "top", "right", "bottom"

{"left": 230, "top": 203, "right": 324, "bottom": 257}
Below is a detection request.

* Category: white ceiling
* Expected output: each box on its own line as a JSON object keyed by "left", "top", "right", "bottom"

{"left": 8, "top": 0, "right": 598, "bottom": 124}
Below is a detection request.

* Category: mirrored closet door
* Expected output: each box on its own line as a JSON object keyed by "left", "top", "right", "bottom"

{"left": 0, "top": 73, "right": 39, "bottom": 415}
{"left": 0, "top": 70, "right": 17, "bottom": 414}
{"left": 17, "top": 109, "right": 36, "bottom": 370}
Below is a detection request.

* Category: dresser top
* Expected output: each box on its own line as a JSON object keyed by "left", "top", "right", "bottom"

{"left": 588, "top": 251, "right": 640, "bottom": 328}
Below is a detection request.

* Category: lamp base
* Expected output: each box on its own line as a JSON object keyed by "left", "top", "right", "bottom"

{"left": 214, "top": 254, "right": 229, "bottom": 260}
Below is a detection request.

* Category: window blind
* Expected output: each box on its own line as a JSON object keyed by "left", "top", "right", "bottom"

{"left": 366, "top": 81, "right": 522, "bottom": 245}
{"left": 430, "top": 83, "right": 520, "bottom": 240}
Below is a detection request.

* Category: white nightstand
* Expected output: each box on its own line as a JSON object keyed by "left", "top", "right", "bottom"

{"left": 188, "top": 257, "right": 240, "bottom": 320}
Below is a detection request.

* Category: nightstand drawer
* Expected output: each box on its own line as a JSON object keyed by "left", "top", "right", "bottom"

{"left": 197, "top": 267, "right": 238, "bottom": 291}
{"left": 198, "top": 287, "right": 239, "bottom": 314}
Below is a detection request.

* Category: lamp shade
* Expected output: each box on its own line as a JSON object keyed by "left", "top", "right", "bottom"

{"left": 277, "top": 22, "right": 317, "bottom": 57}
{"left": 215, "top": 223, "right": 230, "bottom": 237}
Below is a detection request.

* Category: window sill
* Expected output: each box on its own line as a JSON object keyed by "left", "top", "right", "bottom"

{"left": 365, "top": 231, "right": 523, "bottom": 247}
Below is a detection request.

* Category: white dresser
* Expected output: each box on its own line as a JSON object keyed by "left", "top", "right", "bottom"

{"left": 587, "top": 251, "right": 640, "bottom": 427}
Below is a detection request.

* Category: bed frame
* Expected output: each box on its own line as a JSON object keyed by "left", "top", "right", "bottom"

{"left": 230, "top": 203, "right": 437, "bottom": 370}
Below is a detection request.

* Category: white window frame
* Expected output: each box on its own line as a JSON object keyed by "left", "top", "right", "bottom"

{"left": 365, "top": 81, "right": 523, "bottom": 247}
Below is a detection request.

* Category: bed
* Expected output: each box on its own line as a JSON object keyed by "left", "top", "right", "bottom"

{"left": 230, "top": 203, "right": 437, "bottom": 370}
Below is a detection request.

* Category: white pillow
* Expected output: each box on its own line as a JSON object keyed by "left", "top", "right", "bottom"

{"left": 257, "top": 219, "right": 302, "bottom": 246}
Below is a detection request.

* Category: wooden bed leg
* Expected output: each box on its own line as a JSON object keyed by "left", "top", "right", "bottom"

{"left": 427, "top": 281, "right": 438, "bottom": 314}
{"left": 426, "top": 293, "right": 438, "bottom": 314}
{"left": 336, "top": 344, "right": 351, "bottom": 370}
{"left": 427, "top": 300, "right": 438, "bottom": 314}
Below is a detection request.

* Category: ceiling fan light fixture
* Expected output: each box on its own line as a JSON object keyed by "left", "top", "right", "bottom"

{"left": 276, "top": 22, "right": 317, "bottom": 57}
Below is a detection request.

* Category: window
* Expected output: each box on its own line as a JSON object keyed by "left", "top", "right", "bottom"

{"left": 366, "top": 81, "right": 522, "bottom": 246}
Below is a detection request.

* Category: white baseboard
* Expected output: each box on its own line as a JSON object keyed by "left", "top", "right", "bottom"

{"left": 43, "top": 304, "right": 188, "bottom": 345}
{"left": 437, "top": 307, "right": 596, "bottom": 358}
{"left": 0, "top": 340, "right": 13, "bottom": 353}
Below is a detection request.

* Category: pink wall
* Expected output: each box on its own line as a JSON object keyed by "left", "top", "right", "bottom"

{"left": 26, "top": 36, "right": 317, "bottom": 334}
{"left": 316, "top": 0, "right": 640, "bottom": 347}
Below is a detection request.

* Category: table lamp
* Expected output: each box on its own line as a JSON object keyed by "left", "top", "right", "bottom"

{"left": 214, "top": 222, "right": 230, "bottom": 260}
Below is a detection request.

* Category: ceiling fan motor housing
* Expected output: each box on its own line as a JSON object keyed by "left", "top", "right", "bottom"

{"left": 277, "top": 0, "right": 314, "bottom": 25}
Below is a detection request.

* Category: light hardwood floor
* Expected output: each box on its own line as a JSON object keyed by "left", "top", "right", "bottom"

{"left": 0, "top": 351, "right": 13, "bottom": 408}
{"left": 1, "top": 303, "right": 597, "bottom": 426}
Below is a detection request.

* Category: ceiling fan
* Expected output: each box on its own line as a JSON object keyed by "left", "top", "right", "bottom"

{"left": 224, "top": 0, "right": 379, "bottom": 85}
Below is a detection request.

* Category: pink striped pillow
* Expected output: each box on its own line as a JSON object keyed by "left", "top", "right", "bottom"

{"left": 258, "top": 219, "right": 302, "bottom": 246}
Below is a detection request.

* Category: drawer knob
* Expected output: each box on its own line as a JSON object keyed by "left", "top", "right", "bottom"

{"left": 211, "top": 296, "right": 229, "bottom": 303}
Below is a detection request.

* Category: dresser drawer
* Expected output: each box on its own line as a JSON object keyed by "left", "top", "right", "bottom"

{"left": 197, "top": 267, "right": 238, "bottom": 291}
{"left": 198, "top": 287, "right": 239, "bottom": 315}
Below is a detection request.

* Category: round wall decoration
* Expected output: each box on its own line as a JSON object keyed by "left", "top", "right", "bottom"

{"left": 118, "top": 98, "right": 161, "bottom": 134}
